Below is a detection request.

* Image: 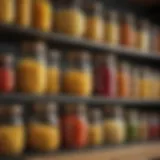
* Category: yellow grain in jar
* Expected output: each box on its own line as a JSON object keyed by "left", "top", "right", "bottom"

{"left": 0, "top": 0, "right": 15, "bottom": 23}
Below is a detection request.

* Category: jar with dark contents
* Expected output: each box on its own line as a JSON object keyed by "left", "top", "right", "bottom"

{"left": 88, "top": 108, "right": 103, "bottom": 146}
{"left": 104, "top": 10, "right": 119, "bottom": 46}
{"left": 63, "top": 51, "right": 92, "bottom": 96}
{"left": 0, "top": 105, "right": 25, "bottom": 155}
{"left": 0, "top": 54, "right": 15, "bottom": 93}
{"left": 94, "top": 54, "right": 117, "bottom": 97}
{"left": 61, "top": 104, "right": 88, "bottom": 149}
{"left": 136, "top": 20, "right": 150, "bottom": 52}
{"left": 103, "top": 106, "right": 125, "bottom": 144}
{"left": 84, "top": 0, "right": 104, "bottom": 41}
{"left": 28, "top": 103, "right": 60, "bottom": 152}
{"left": 120, "top": 14, "right": 135, "bottom": 48}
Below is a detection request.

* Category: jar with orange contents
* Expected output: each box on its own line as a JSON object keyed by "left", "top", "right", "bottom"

{"left": 117, "top": 61, "right": 131, "bottom": 98}
{"left": 28, "top": 103, "right": 60, "bottom": 152}
{"left": 0, "top": 105, "right": 25, "bottom": 156}
{"left": 63, "top": 51, "right": 92, "bottom": 96}
{"left": 84, "top": 1, "right": 104, "bottom": 41}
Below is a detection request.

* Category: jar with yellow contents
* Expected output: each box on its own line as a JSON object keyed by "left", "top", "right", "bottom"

{"left": 32, "top": 0, "right": 53, "bottom": 32}
{"left": 84, "top": 1, "right": 104, "bottom": 41}
{"left": 17, "top": 41, "right": 46, "bottom": 94}
{"left": 104, "top": 11, "right": 119, "bottom": 46}
{"left": 46, "top": 49, "right": 61, "bottom": 94}
{"left": 103, "top": 106, "right": 125, "bottom": 144}
{"left": 63, "top": 51, "right": 92, "bottom": 96}
{"left": 28, "top": 103, "right": 60, "bottom": 152}
{"left": 0, "top": 105, "right": 25, "bottom": 155}
{"left": 55, "top": 0, "right": 85, "bottom": 37}
{"left": 88, "top": 108, "right": 103, "bottom": 146}
{"left": 0, "top": 0, "right": 15, "bottom": 23}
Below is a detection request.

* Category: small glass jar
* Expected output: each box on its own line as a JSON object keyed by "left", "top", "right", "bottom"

{"left": 88, "top": 108, "right": 103, "bottom": 146}
{"left": 126, "top": 109, "right": 138, "bottom": 141}
{"left": 63, "top": 51, "right": 92, "bottom": 96}
{"left": 138, "top": 112, "right": 148, "bottom": 141}
{"left": 61, "top": 104, "right": 88, "bottom": 149}
{"left": 28, "top": 103, "right": 60, "bottom": 152}
{"left": 94, "top": 54, "right": 117, "bottom": 97}
{"left": 0, "top": 54, "right": 15, "bottom": 93}
{"left": 46, "top": 49, "right": 61, "bottom": 94}
{"left": 17, "top": 41, "right": 46, "bottom": 94}
{"left": 32, "top": 0, "right": 53, "bottom": 32}
{"left": 0, "top": 0, "right": 15, "bottom": 23}
{"left": 55, "top": 0, "right": 85, "bottom": 37}
{"left": 136, "top": 20, "right": 150, "bottom": 53}
{"left": 84, "top": 1, "right": 104, "bottom": 41}
{"left": 117, "top": 61, "right": 131, "bottom": 98}
{"left": 103, "top": 106, "right": 125, "bottom": 144}
{"left": 120, "top": 14, "right": 135, "bottom": 47}
{"left": 104, "top": 11, "right": 119, "bottom": 46}
{"left": 16, "top": 0, "right": 32, "bottom": 27}
{"left": 0, "top": 105, "right": 25, "bottom": 155}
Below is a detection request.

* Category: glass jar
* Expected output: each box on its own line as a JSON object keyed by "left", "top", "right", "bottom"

{"left": 138, "top": 113, "right": 148, "bottom": 141}
{"left": 84, "top": 1, "right": 104, "bottom": 41}
{"left": 104, "top": 11, "right": 119, "bottom": 46}
{"left": 32, "top": 0, "right": 53, "bottom": 32}
{"left": 120, "top": 14, "right": 135, "bottom": 47}
{"left": 46, "top": 49, "right": 61, "bottom": 94}
{"left": 0, "top": 105, "right": 25, "bottom": 155}
{"left": 61, "top": 104, "right": 88, "bottom": 149}
{"left": 94, "top": 54, "right": 117, "bottom": 97}
{"left": 16, "top": 0, "right": 32, "bottom": 27}
{"left": 117, "top": 61, "right": 131, "bottom": 98}
{"left": 17, "top": 41, "right": 46, "bottom": 94}
{"left": 88, "top": 108, "right": 103, "bottom": 146}
{"left": 28, "top": 103, "right": 60, "bottom": 152}
{"left": 0, "top": 0, "right": 15, "bottom": 23}
{"left": 63, "top": 51, "right": 92, "bottom": 96}
{"left": 126, "top": 109, "right": 138, "bottom": 141}
{"left": 55, "top": 0, "right": 85, "bottom": 37}
{"left": 136, "top": 20, "right": 150, "bottom": 52}
{"left": 0, "top": 54, "right": 15, "bottom": 93}
{"left": 103, "top": 106, "right": 125, "bottom": 144}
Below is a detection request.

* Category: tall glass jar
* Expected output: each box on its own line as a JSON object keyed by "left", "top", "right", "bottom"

{"left": 28, "top": 103, "right": 60, "bottom": 152}
{"left": 104, "top": 11, "right": 119, "bottom": 46}
{"left": 120, "top": 14, "right": 135, "bottom": 48}
{"left": 17, "top": 41, "right": 46, "bottom": 94}
{"left": 136, "top": 20, "right": 150, "bottom": 53}
{"left": 126, "top": 109, "right": 138, "bottom": 141}
{"left": 61, "top": 104, "right": 88, "bottom": 149}
{"left": 55, "top": 0, "right": 85, "bottom": 37}
{"left": 0, "top": 105, "right": 25, "bottom": 155}
{"left": 117, "top": 61, "right": 131, "bottom": 98}
{"left": 63, "top": 51, "right": 92, "bottom": 96}
{"left": 46, "top": 49, "right": 61, "bottom": 94}
{"left": 0, "top": 54, "right": 15, "bottom": 93}
{"left": 32, "top": 0, "right": 53, "bottom": 32}
{"left": 94, "top": 54, "right": 117, "bottom": 97}
{"left": 84, "top": 1, "right": 104, "bottom": 41}
{"left": 88, "top": 108, "right": 103, "bottom": 146}
{"left": 0, "top": 0, "right": 15, "bottom": 23}
{"left": 103, "top": 106, "right": 125, "bottom": 144}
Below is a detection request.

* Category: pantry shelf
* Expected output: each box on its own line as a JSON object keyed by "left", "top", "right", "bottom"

{"left": 0, "top": 23, "right": 160, "bottom": 64}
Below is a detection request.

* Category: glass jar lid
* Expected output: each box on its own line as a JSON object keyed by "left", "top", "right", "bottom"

{"left": 0, "top": 54, "right": 14, "bottom": 67}
{"left": 105, "top": 10, "right": 118, "bottom": 22}
{"left": 89, "top": 108, "right": 102, "bottom": 123}
{"left": 104, "top": 106, "right": 123, "bottom": 118}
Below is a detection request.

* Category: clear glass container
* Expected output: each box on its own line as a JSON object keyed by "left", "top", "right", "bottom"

{"left": 17, "top": 41, "right": 46, "bottom": 94}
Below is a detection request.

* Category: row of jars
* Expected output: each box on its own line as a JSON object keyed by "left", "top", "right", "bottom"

{"left": 0, "top": 103, "right": 159, "bottom": 156}
{"left": 0, "top": 42, "right": 159, "bottom": 100}
{"left": 1, "top": 0, "right": 160, "bottom": 53}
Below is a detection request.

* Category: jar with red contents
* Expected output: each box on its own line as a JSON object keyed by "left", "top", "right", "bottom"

{"left": 0, "top": 54, "right": 14, "bottom": 93}
{"left": 94, "top": 54, "right": 117, "bottom": 97}
{"left": 149, "top": 113, "right": 159, "bottom": 140}
{"left": 61, "top": 104, "right": 88, "bottom": 149}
